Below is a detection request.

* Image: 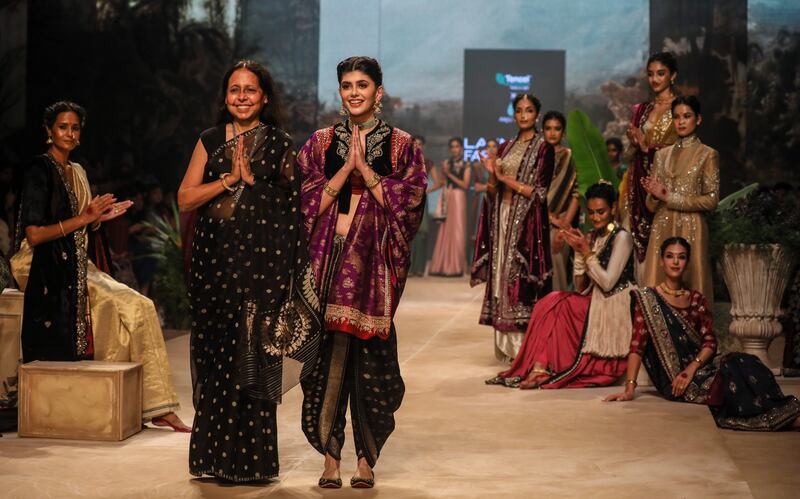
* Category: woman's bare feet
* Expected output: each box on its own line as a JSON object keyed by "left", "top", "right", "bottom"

{"left": 519, "top": 366, "right": 551, "bottom": 390}
{"left": 151, "top": 412, "right": 191, "bottom": 432}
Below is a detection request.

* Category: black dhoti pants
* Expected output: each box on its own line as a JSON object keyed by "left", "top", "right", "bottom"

{"left": 301, "top": 235, "right": 404, "bottom": 466}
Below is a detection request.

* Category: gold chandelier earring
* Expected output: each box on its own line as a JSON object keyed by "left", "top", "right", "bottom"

{"left": 374, "top": 100, "right": 383, "bottom": 115}
{"left": 339, "top": 103, "right": 348, "bottom": 116}
{"left": 46, "top": 136, "right": 53, "bottom": 144}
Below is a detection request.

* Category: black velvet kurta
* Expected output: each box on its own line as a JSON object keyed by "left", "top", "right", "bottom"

{"left": 17, "top": 155, "right": 92, "bottom": 362}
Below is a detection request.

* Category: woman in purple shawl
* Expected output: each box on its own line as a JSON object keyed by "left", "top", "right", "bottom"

{"left": 471, "top": 93, "right": 555, "bottom": 363}
{"left": 297, "top": 56, "right": 427, "bottom": 489}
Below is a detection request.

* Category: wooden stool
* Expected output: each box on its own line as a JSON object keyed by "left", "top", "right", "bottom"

{"left": 0, "top": 289, "right": 23, "bottom": 408}
{"left": 19, "top": 361, "right": 142, "bottom": 441}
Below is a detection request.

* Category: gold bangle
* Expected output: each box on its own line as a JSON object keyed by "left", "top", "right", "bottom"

{"left": 58, "top": 221, "right": 66, "bottom": 238}
{"left": 516, "top": 183, "right": 525, "bottom": 195}
{"left": 220, "top": 173, "right": 236, "bottom": 192}
{"left": 323, "top": 182, "right": 339, "bottom": 197}
{"left": 625, "top": 379, "right": 638, "bottom": 387}
{"left": 487, "top": 182, "right": 497, "bottom": 188}
{"left": 366, "top": 171, "right": 382, "bottom": 189}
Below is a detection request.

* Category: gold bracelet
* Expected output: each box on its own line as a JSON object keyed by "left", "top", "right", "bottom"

{"left": 58, "top": 221, "right": 66, "bottom": 238}
{"left": 487, "top": 182, "right": 497, "bottom": 188}
{"left": 366, "top": 171, "right": 382, "bottom": 189}
{"left": 516, "top": 183, "right": 525, "bottom": 195}
{"left": 625, "top": 379, "right": 638, "bottom": 387}
{"left": 220, "top": 173, "right": 236, "bottom": 192}
{"left": 323, "top": 182, "right": 339, "bottom": 197}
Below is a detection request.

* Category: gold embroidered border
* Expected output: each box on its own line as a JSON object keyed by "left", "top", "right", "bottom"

{"left": 48, "top": 155, "right": 89, "bottom": 357}
{"left": 715, "top": 397, "right": 800, "bottom": 431}
{"left": 635, "top": 288, "right": 709, "bottom": 403}
{"left": 325, "top": 304, "right": 391, "bottom": 338}
{"left": 635, "top": 288, "right": 683, "bottom": 381}
{"left": 366, "top": 122, "right": 391, "bottom": 165}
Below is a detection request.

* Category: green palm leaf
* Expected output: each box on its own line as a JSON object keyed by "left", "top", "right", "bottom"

{"left": 566, "top": 109, "right": 619, "bottom": 198}
{"left": 717, "top": 182, "right": 759, "bottom": 211}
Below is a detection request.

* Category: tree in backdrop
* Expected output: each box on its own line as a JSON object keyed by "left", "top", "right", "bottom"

{"left": 25, "top": 0, "right": 233, "bottom": 189}
{"left": 746, "top": 29, "right": 800, "bottom": 186}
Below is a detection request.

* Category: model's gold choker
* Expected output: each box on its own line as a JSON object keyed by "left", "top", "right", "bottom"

{"left": 347, "top": 117, "right": 378, "bottom": 131}
{"left": 676, "top": 135, "right": 700, "bottom": 148}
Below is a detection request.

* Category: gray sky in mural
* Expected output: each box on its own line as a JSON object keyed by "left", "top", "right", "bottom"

{"left": 318, "top": 0, "right": 648, "bottom": 106}
{"left": 748, "top": 0, "right": 800, "bottom": 39}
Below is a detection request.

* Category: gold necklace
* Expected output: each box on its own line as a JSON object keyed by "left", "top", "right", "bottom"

{"left": 654, "top": 93, "right": 675, "bottom": 105}
{"left": 347, "top": 117, "right": 378, "bottom": 131}
{"left": 659, "top": 283, "right": 688, "bottom": 297}
{"left": 46, "top": 151, "right": 69, "bottom": 168}
{"left": 676, "top": 134, "right": 700, "bottom": 148}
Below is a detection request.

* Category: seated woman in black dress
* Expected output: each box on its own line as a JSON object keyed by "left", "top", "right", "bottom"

{"left": 11, "top": 101, "right": 188, "bottom": 430}
{"left": 605, "top": 237, "right": 800, "bottom": 431}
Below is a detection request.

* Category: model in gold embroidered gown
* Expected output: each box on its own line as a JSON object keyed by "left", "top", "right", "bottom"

{"left": 620, "top": 52, "right": 679, "bottom": 278}
{"left": 641, "top": 96, "right": 719, "bottom": 304}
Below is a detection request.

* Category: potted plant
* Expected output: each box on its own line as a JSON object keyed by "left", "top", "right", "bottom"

{"left": 710, "top": 184, "right": 800, "bottom": 370}
{"left": 140, "top": 201, "right": 191, "bottom": 330}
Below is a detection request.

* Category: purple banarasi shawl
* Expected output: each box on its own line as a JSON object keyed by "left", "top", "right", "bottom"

{"left": 471, "top": 135, "right": 555, "bottom": 332}
{"left": 297, "top": 125, "right": 427, "bottom": 340}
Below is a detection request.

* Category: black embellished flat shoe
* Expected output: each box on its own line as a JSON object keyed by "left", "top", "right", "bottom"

{"left": 485, "top": 376, "right": 506, "bottom": 385}
{"left": 350, "top": 473, "right": 375, "bottom": 489}
{"left": 318, "top": 477, "right": 342, "bottom": 489}
{"left": 504, "top": 376, "right": 522, "bottom": 388}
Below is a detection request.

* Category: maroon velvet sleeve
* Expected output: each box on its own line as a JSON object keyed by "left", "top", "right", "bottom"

{"left": 630, "top": 300, "right": 649, "bottom": 355}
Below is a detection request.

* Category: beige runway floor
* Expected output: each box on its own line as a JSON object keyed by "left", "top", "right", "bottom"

{"left": 1, "top": 277, "right": 798, "bottom": 498}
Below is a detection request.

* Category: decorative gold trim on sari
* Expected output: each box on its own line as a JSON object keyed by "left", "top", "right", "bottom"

{"left": 634, "top": 288, "right": 713, "bottom": 404}
{"left": 715, "top": 397, "right": 800, "bottom": 432}
{"left": 48, "top": 156, "right": 90, "bottom": 357}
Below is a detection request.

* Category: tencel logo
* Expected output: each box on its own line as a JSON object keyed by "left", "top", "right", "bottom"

{"left": 495, "top": 73, "right": 532, "bottom": 91}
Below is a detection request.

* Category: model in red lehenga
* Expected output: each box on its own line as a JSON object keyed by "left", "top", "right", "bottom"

{"left": 486, "top": 182, "right": 636, "bottom": 389}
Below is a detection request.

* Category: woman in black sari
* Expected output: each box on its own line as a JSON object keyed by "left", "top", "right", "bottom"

{"left": 605, "top": 237, "right": 800, "bottom": 431}
{"left": 179, "top": 60, "right": 321, "bottom": 482}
